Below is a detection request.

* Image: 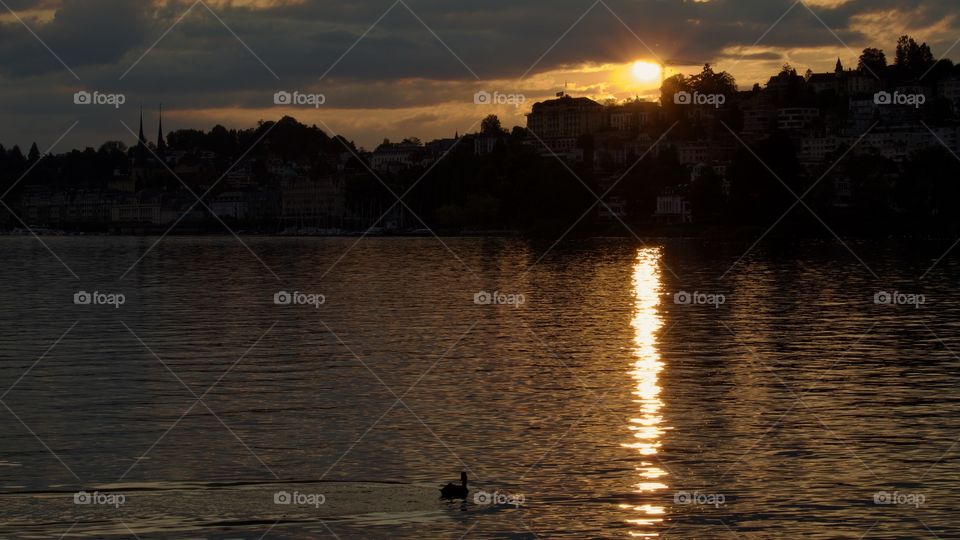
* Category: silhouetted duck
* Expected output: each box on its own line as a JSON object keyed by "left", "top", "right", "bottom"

{"left": 440, "top": 471, "right": 469, "bottom": 499}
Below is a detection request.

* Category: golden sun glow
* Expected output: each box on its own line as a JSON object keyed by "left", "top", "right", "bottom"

{"left": 631, "top": 61, "right": 663, "bottom": 83}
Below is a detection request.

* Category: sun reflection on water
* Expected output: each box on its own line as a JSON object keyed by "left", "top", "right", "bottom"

{"left": 624, "top": 248, "right": 667, "bottom": 536}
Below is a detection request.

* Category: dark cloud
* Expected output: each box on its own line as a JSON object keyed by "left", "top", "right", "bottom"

{"left": 0, "top": 0, "right": 150, "bottom": 77}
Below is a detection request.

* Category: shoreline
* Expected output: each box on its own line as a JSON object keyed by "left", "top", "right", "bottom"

{"left": 3, "top": 227, "right": 959, "bottom": 240}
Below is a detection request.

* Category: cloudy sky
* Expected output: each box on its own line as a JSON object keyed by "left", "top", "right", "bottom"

{"left": 1, "top": 0, "right": 958, "bottom": 152}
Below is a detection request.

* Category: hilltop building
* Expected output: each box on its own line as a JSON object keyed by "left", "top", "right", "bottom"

{"left": 807, "top": 59, "right": 880, "bottom": 96}
{"left": 371, "top": 140, "right": 425, "bottom": 172}
{"left": 526, "top": 93, "right": 604, "bottom": 156}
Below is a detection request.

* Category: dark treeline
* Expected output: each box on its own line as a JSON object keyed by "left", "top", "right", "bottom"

{"left": 0, "top": 120, "right": 358, "bottom": 193}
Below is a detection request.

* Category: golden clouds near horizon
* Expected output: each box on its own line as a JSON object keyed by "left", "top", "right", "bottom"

{"left": 521, "top": 61, "right": 667, "bottom": 103}
{"left": 152, "top": 0, "right": 305, "bottom": 8}
{"left": 0, "top": 7, "right": 56, "bottom": 24}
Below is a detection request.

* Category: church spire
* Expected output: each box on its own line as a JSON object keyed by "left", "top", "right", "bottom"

{"left": 835, "top": 58, "right": 843, "bottom": 73}
{"left": 138, "top": 105, "right": 147, "bottom": 147}
{"left": 157, "top": 104, "right": 166, "bottom": 152}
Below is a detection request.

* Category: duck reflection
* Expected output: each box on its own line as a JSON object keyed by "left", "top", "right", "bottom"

{"left": 623, "top": 248, "right": 667, "bottom": 536}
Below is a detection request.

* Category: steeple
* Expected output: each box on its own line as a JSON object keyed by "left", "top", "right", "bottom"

{"left": 157, "top": 104, "right": 166, "bottom": 152}
{"left": 137, "top": 105, "right": 147, "bottom": 148}
{"left": 835, "top": 58, "right": 843, "bottom": 73}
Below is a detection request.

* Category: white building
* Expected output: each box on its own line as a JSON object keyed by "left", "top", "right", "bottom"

{"left": 598, "top": 196, "right": 628, "bottom": 220}
{"left": 111, "top": 192, "right": 162, "bottom": 224}
{"left": 655, "top": 191, "right": 692, "bottom": 223}
{"left": 939, "top": 77, "right": 960, "bottom": 112}
{"left": 777, "top": 108, "right": 819, "bottom": 130}
{"left": 743, "top": 107, "right": 775, "bottom": 135}
{"left": 371, "top": 142, "right": 423, "bottom": 171}
{"left": 210, "top": 192, "right": 249, "bottom": 220}
{"left": 800, "top": 136, "right": 851, "bottom": 164}
{"left": 855, "top": 126, "right": 947, "bottom": 162}
{"left": 473, "top": 135, "right": 500, "bottom": 156}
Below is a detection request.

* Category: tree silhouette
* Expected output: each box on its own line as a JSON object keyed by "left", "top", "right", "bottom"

{"left": 689, "top": 63, "right": 737, "bottom": 96}
{"left": 895, "top": 35, "right": 934, "bottom": 80}
{"left": 481, "top": 114, "right": 506, "bottom": 136}
{"left": 858, "top": 48, "right": 887, "bottom": 76}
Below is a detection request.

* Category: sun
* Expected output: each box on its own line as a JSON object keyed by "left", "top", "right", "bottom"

{"left": 631, "top": 61, "right": 662, "bottom": 83}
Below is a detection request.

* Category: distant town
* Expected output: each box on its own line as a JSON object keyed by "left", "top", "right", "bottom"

{"left": 3, "top": 34, "right": 960, "bottom": 237}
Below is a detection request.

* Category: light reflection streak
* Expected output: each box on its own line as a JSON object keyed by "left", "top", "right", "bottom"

{"left": 623, "top": 248, "right": 666, "bottom": 536}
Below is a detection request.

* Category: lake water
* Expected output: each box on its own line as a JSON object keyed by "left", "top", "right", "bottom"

{"left": 0, "top": 236, "right": 958, "bottom": 539}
